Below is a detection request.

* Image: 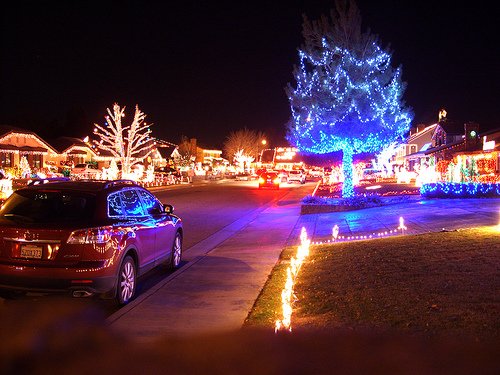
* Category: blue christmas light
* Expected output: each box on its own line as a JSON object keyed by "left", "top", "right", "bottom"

{"left": 287, "top": 27, "right": 413, "bottom": 198}
{"left": 420, "top": 182, "right": 500, "bottom": 198}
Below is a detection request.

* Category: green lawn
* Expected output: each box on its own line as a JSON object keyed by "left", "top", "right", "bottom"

{"left": 245, "top": 226, "right": 500, "bottom": 340}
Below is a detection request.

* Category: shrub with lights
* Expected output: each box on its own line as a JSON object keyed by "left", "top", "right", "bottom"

{"left": 19, "top": 156, "right": 32, "bottom": 178}
{"left": 286, "top": 1, "right": 412, "bottom": 198}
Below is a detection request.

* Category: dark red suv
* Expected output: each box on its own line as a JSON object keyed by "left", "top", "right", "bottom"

{"left": 0, "top": 180, "right": 183, "bottom": 304}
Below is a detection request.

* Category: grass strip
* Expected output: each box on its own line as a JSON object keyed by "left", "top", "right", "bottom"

{"left": 246, "top": 227, "right": 500, "bottom": 340}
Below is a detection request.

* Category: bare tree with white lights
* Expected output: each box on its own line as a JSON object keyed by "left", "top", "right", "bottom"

{"left": 223, "top": 128, "right": 266, "bottom": 164}
{"left": 93, "top": 103, "right": 155, "bottom": 178}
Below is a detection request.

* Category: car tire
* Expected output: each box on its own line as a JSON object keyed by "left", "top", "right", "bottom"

{"left": 169, "top": 232, "right": 182, "bottom": 269}
{"left": 116, "top": 255, "right": 136, "bottom": 305}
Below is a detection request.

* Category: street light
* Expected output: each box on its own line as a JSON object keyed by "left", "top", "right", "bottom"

{"left": 259, "top": 139, "right": 267, "bottom": 164}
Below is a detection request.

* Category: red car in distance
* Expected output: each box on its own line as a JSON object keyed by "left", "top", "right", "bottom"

{"left": 258, "top": 172, "right": 280, "bottom": 189}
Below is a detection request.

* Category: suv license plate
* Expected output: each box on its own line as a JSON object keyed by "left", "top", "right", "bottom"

{"left": 21, "top": 245, "right": 43, "bottom": 259}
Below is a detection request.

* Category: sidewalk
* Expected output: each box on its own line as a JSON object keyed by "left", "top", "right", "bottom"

{"left": 292, "top": 197, "right": 500, "bottom": 242}
{"left": 108, "top": 185, "right": 309, "bottom": 341}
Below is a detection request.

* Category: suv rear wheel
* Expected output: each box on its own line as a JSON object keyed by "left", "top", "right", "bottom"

{"left": 116, "top": 255, "right": 136, "bottom": 304}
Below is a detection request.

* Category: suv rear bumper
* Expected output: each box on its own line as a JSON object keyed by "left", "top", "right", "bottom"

{"left": 0, "top": 262, "right": 117, "bottom": 295}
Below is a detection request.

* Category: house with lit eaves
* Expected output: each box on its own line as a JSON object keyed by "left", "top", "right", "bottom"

{"left": 0, "top": 125, "right": 59, "bottom": 173}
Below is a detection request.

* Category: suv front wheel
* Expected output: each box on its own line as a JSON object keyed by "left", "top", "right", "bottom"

{"left": 169, "top": 232, "right": 182, "bottom": 269}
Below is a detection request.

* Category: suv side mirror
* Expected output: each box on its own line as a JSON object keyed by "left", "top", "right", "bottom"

{"left": 148, "top": 206, "right": 163, "bottom": 215}
{"left": 164, "top": 204, "right": 174, "bottom": 214}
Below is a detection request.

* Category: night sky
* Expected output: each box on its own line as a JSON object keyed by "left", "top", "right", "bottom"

{"left": 1, "top": 1, "right": 498, "bottom": 149}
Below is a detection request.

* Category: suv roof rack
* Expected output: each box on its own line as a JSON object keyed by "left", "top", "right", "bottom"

{"left": 103, "top": 180, "right": 139, "bottom": 189}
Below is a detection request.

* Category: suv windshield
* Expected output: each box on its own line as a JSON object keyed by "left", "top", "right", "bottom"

{"left": 0, "top": 190, "right": 96, "bottom": 224}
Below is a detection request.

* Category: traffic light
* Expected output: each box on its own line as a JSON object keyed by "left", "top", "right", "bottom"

{"left": 464, "top": 122, "right": 480, "bottom": 150}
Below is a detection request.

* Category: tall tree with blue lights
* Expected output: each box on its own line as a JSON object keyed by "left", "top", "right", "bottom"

{"left": 286, "top": 0, "right": 413, "bottom": 197}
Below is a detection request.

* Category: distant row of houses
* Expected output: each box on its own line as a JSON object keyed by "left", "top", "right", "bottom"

{"left": 3, "top": 114, "right": 497, "bottom": 177}
{"left": 0, "top": 125, "right": 223, "bottom": 173}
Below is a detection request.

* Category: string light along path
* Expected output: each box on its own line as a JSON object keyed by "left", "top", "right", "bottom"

{"left": 275, "top": 217, "right": 408, "bottom": 332}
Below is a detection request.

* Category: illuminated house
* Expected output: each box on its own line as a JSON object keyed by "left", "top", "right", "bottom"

{"left": 451, "top": 127, "right": 500, "bottom": 182}
{"left": 0, "top": 125, "right": 221, "bottom": 179}
{"left": 152, "top": 139, "right": 178, "bottom": 167}
{"left": 50, "top": 136, "right": 98, "bottom": 167}
{"left": 397, "top": 112, "right": 482, "bottom": 171}
{"left": 198, "top": 145, "right": 223, "bottom": 165}
{"left": 480, "top": 127, "right": 500, "bottom": 174}
{"left": 0, "top": 125, "right": 59, "bottom": 171}
{"left": 398, "top": 112, "right": 499, "bottom": 182}
{"left": 424, "top": 120, "right": 481, "bottom": 164}
{"left": 394, "top": 123, "right": 437, "bottom": 169}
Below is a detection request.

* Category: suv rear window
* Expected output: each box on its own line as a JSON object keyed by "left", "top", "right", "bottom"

{"left": 0, "top": 190, "right": 95, "bottom": 224}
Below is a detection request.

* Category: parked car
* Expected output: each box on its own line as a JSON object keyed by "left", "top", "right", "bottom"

{"left": 224, "top": 170, "right": 236, "bottom": 179}
{"left": 72, "top": 163, "right": 99, "bottom": 179}
{"left": 287, "top": 170, "right": 306, "bottom": 184}
{"left": 307, "top": 167, "right": 324, "bottom": 181}
{"left": 276, "top": 170, "right": 289, "bottom": 183}
{"left": 258, "top": 172, "right": 280, "bottom": 189}
{"left": 0, "top": 179, "right": 183, "bottom": 304}
{"left": 43, "top": 161, "right": 64, "bottom": 177}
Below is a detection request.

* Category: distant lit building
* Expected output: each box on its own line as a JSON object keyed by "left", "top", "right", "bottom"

{"left": 259, "top": 146, "right": 304, "bottom": 170}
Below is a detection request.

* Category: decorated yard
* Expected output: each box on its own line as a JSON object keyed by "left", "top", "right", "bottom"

{"left": 245, "top": 227, "right": 500, "bottom": 341}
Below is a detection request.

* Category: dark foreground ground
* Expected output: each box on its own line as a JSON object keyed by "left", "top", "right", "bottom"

{"left": 1, "top": 300, "right": 499, "bottom": 375}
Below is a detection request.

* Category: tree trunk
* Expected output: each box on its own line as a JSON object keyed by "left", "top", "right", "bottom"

{"left": 342, "top": 149, "right": 354, "bottom": 198}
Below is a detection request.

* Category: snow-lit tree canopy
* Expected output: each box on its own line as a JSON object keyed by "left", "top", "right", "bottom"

{"left": 93, "top": 103, "right": 156, "bottom": 178}
{"left": 286, "top": 0, "right": 413, "bottom": 197}
{"left": 223, "top": 128, "right": 266, "bottom": 162}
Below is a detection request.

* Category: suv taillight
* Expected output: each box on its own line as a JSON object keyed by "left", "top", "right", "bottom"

{"left": 67, "top": 226, "right": 115, "bottom": 244}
